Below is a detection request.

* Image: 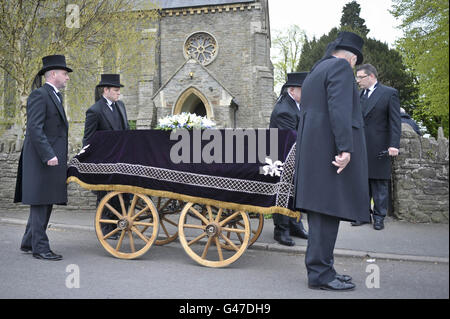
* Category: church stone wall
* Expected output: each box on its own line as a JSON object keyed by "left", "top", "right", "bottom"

{"left": 158, "top": 1, "right": 275, "bottom": 129}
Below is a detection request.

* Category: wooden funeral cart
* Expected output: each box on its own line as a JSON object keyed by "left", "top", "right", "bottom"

{"left": 67, "top": 129, "right": 299, "bottom": 267}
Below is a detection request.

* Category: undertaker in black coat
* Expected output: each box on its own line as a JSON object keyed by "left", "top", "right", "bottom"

{"left": 354, "top": 64, "right": 401, "bottom": 230}
{"left": 294, "top": 32, "right": 369, "bottom": 291}
{"left": 14, "top": 55, "right": 72, "bottom": 261}
{"left": 82, "top": 74, "right": 129, "bottom": 239}
{"left": 270, "top": 72, "right": 309, "bottom": 246}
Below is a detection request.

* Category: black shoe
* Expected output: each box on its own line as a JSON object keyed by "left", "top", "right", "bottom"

{"left": 336, "top": 274, "right": 352, "bottom": 282}
{"left": 290, "top": 227, "right": 308, "bottom": 239}
{"left": 274, "top": 233, "right": 295, "bottom": 246}
{"left": 373, "top": 218, "right": 384, "bottom": 230}
{"left": 20, "top": 246, "right": 32, "bottom": 254}
{"left": 309, "top": 278, "right": 355, "bottom": 291}
{"left": 33, "top": 251, "right": 63, "bottom": 261}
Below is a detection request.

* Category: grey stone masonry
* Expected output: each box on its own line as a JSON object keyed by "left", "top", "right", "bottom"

{"left": 392, "top": 124, "right": 449, "bottom": 223}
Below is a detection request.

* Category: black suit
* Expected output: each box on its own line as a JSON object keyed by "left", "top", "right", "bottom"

{"left": 269, "top": 93, "right": 306, "bottom": 238}
{"left": 82, "top": 97, "right": 129, "bottom": 146}
{"left": 294, "top": 57, "right": 369, "bottom": 286}
{"left": 361, "top": 83, "right": 401, "bottom": 221}
{"left": 15, "top": 83, "right": 69, "bottom": 254}
{"left": 82, "top": 96, "right": 130, "bottom": 234}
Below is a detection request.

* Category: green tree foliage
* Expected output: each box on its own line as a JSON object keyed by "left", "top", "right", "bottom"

{"left": 391, "top": 0, "right": 449, "bottom": 137}
{"left": 271, "top": 25, "right": 306, "bottom": 94}
{"left": 340, "top": 0, "right": 370, "bottom": 36}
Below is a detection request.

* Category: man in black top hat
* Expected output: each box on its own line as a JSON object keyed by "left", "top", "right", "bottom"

{"left": 353, "top": 63, "right": 401, "bottom": 230}
{"left": 82, "top": 74, "right": 129, "bottom": 146}
{"left": 270, "top": 72, "right": 309, "bottom": 246}
{"left": 14, "top": 54, "right": 72, "bottom": 261}
{"left": 294, "top": 31, "right": 369, "bottom": 291}
{"left": 82, "top": 74, "right": 130, "bottom": 239}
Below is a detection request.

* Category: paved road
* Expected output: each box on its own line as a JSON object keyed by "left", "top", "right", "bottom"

{"left": 0, "top": 223, "right": 448, "bottom": 299}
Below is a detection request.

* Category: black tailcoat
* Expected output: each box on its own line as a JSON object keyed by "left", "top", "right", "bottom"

{"left": 82, "top": 97, "right": 129, "bottom": 146}
{"left": 294, "top": 57, "right": 370, "bottom": 223}
{"left": 14, "top": 83, "right": 69, "bottom": 205}
{"left": 269, "top": 94, "right": 300, "bottom": 130}
{"left": 362, "top": 83, "right": 401, "bottom": 179}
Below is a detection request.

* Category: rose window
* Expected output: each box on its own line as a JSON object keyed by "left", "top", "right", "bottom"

{"left": 184, "top": 32, "right": 218, "bottom": 65}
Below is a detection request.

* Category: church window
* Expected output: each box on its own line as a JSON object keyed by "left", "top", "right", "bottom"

{"left": 184, "top": 32, "right": 218, "bottom": 65}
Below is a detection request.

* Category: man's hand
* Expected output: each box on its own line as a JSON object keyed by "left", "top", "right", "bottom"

{"left": 388, "top": 147, "right": 399, "bottom": 157}
{"left": 47, "top": 156, "right": 59, "bottom": 166}
{"left": 332, "top": 152, "right": 351, "bottom": 174}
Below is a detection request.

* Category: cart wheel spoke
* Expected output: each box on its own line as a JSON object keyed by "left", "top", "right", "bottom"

{"left": 104, "top": 203, "right": 123, "bottom": 220}
{"left": 201, "top": 236, "right": 214, "bottom": 259}
{"left": 215, "top": 237, "right": 224, "bottom": 261}
{"left": 127, "top": 194, "right": 138, "bottom": 217}
{"left": 188, "top": 233, "right": 207, "bottom": 246}
{"left": 220, "top": 233, "right": 239, "bottom": 252}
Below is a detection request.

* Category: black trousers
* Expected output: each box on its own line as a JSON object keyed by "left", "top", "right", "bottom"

{"left": 305, "top": 210, "right": 340, "bottom": 286}
{"left": 21, "top": 204, "right": 53, "bottom": 254}
{"left": 369, "top": 179, "right": 389, "bottom": 220}
{"left": 273, "top": 213, "right": 305, "bottom": 235}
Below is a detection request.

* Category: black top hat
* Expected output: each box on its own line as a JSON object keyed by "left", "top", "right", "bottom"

{"left": 281, "top": 72, "right": 308, "bottom": 93}
{"left": 284, "top": 72, "right": 308, "bottom": 87}
{"left": 38, "top": 55, "right": 73, "bottom": 76}
{"left": 333, "top": 31, "right": 364, "bottom": 65}
{"left": 96, "top": 74, "right": 124, "bottom": 87}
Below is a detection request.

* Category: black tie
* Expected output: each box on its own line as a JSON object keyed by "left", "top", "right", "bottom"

{"left": 110, "top": 102, "right": 115, "bottom": 112}
{"left": 56, "top": 91, "right": 63, "bottom": 105}
{"left": 362, "top": 89, "right": 369, "bottom": 100}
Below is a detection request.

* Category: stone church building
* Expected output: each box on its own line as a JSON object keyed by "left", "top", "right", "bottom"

{"left": 131, "top": 0, "right": 275, "bottom": 129}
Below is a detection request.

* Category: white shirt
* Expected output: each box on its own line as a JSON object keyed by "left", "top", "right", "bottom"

{"left": 288, "top": 91, "right": 300, "bottom": 111}
{"left": 103, "top": 96, "right": 114, "bottom": 111}
{"left": 366, "top": 81, "right": 378, "bottom": 98}
{"left": 45, "top": 82, "right": 61, "bottom": 102}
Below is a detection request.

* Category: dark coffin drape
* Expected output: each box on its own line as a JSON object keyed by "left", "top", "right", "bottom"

{"left": 67, "top": 129, "right": 299, "bottom": 218}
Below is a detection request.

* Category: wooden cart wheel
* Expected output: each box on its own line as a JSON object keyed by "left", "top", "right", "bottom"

{"left": 95, "top": 191, "right": 159, "bottom": 259}
{"left": 178, "top": 202, "right": 250, "bottom": 268}
{"left": 153, "top": 197, "right": 183, "bottom": 246}
{"left": 221, "top": 212, "right": 264, "bottom": 250}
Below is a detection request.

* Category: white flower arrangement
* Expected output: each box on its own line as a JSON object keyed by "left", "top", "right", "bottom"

{"left": 156, "top": 112, "right": 217, "bottom": 130}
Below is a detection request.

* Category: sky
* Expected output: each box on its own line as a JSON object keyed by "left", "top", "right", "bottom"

{"left": 268, "top": 0, "right": 404, "bottom": 47}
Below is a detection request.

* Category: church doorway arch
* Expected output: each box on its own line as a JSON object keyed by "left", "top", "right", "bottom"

{"left": 173, "top": 87, "right": 212, "bottom": 119}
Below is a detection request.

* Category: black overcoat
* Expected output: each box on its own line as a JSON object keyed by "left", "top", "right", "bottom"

{"left": 14, "top": 83, "right": 69, "bottom": 205}
{"left": 362, "top": 84, "right": 401, "bottom": 179}
{"left": 269, "top": 94, "right": 300, "bottom": 130}
{"left": 294, "top": 57, "right": 370, "bottom": 222}
{"left": 82, "top": 97, "right": 129, "bottom": 146}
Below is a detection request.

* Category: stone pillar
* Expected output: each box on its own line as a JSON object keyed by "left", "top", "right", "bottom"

{"left": 392, "top": 124, "right": 449, "bottom": 223}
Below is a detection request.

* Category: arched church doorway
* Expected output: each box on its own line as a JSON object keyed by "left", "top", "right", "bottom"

{"left": 174, "top": 87, "right": 212, "bottom": 118}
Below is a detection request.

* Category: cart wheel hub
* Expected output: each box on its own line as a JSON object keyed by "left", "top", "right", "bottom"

{"left": 117, "top": 219, "right": 129, "bottom": 230}
{"left": 205, "top": 223, "right": 220, "bottom": 237}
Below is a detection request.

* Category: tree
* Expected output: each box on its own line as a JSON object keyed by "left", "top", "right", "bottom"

{"left": 297, "top": 1, "right": 419, "bottom": 126}
{"left": 340, "top": 0, "right": 370, "bottom": 36}
{"left": 271, "top": 25, "right": 306, "bottom": 94}
{"left": 0, "top": 0, "right": 158, "bottom": 134}
{"left": 391, "top": 0, "right": 449, "bottom": 137}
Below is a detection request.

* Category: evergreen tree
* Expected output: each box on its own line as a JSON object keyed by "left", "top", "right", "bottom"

{"left": 340, "top": 1, "right": 370, "bottom": 36}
